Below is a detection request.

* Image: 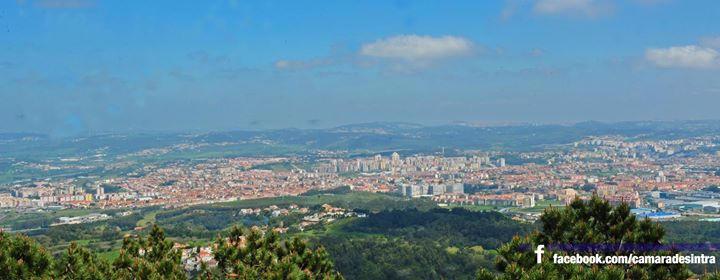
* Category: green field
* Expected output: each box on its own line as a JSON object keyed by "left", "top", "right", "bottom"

{"left": 442, "top": 199, "right": 564, "bottom": 214}
{"left": 513, "top": 199, "right": 564, "bottom": 213}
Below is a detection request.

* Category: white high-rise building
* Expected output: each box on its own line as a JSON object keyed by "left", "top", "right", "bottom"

{"left": 391, "top": 152, "right": 400, "bottom": 164}
{"left": 95, "top": 186, "right": 104, "bottom": 199}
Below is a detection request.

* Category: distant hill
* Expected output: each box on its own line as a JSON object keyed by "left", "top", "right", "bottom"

{"left": 0, "top": 133, "right": 47, "bottom": 141}
{"left": 4, "top": 120, "right": 720, "bottom": 161}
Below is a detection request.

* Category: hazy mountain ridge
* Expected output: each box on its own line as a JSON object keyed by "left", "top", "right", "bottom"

{"left": 4, "top": 120, "right": 720, "bottom": 162}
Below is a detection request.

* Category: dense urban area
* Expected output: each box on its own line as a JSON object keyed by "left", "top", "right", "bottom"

{"left": 5, "top": 134, "right": 720, "bottom": 221}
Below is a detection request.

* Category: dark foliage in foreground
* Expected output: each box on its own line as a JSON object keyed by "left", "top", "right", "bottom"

{"left": 479, "top": 195, "right": 693, "bottom": 280}
{"left": 0, "top": 224, "right": 341, "bottom": 279}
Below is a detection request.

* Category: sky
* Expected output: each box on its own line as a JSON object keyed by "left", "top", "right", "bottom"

{"left": 1, "top": 0, "right": 720, "bottom": 135}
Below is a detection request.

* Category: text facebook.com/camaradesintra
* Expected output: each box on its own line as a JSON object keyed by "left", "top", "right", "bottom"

{"left": 533, "top": 245, "right": 717, "bottom": 265}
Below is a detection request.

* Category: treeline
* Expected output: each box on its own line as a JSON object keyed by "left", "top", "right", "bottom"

{"left": 301, "top": 186, "right": 353, "bottom": 196}
{"left": 0, "top": 224, "right": 342, "bottom": 279}
{"left": 664, "top": 221, "right": 720, "bottom": 244}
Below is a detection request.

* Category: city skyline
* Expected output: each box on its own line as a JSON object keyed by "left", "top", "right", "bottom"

{"left": 1, "top": 0, "right": 720, "bottom": 136}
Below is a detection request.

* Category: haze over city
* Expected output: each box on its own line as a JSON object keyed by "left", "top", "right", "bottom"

{"left": 1, "top": 0, "right": 720, "bottom": 136}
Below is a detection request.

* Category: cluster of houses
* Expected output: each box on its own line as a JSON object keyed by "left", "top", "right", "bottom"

{"left": 237, "top": 204, "right": 310, "bottom": 217}
{"left": 52, "top": 213, "right": 111, "bottom": 226}
{"left": 298, "top": 204, "right": 367, "bottom": 230}
{"left": 180, "top": 245, "right": 216, "bottom": 272}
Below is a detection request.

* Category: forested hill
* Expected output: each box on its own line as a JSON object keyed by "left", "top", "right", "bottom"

{"left": 317, "top": 208, "right": 530, "bottom": 280}
{"left": 345, "top": 208, "right": 525, "bottom": 248}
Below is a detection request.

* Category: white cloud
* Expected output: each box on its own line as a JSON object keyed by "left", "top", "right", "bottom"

{"left": 645, "top": 45, "right": 720, "bottom": 69}
{"left": 274, "top": 60, "right": 291, "bottom": 69}
{"left": 533, "top": 0, "right": 612, "bottom": 17}
{"left": 700, "top": 36, "right": 720, "bottom": 49}
{"left": 360, "top": 35, "right": 473, "bottom": 61}
{"left": 500, "top": 0, "right": 526, "bottom": 20}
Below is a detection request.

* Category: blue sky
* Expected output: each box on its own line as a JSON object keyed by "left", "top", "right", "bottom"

{"left": 1, "top": 0, "right": 719, "bottom": 135}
